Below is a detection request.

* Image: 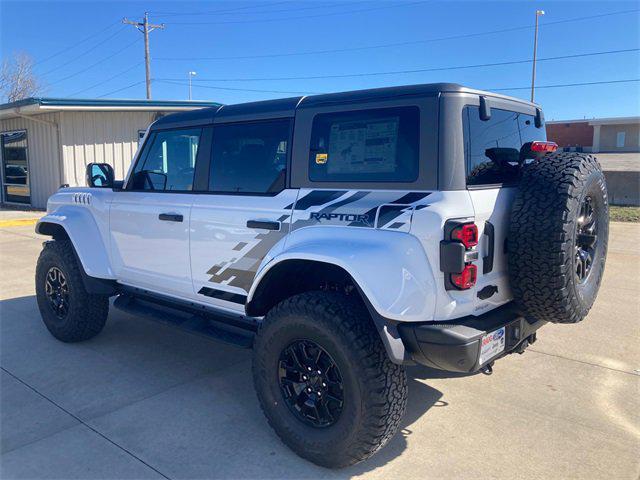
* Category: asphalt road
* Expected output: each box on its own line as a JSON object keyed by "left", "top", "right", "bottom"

{"left": 0, "top": 222, "right": 638, "bottom": 479}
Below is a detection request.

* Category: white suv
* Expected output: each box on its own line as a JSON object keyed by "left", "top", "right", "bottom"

{"left": 35, "top": 83, "right": 609, "bottom": 468}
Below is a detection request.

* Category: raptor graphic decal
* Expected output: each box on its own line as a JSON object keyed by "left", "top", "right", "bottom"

{"left": 200, "top": 189, "right": 432, "bottom": 299}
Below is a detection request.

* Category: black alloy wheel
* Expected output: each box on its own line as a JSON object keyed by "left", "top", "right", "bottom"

{"left": 575, "top": 195, "right": 598, "bottom": 283}
{"left": 278, "top": 339, "right": 344, "bottom": 428}
{"left": 45, "top": 266, "right": 70, "bottom": 319}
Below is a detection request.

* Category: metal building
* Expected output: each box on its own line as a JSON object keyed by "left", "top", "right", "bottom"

{"left": 0, "top": 98, "right": 219, "bottom": 208}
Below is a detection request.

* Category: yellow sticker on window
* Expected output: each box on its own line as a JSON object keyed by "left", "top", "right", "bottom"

{"left": 315, "top": 153, "right": 328, "bottom": 164}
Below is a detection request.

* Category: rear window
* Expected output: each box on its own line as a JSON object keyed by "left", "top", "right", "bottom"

{"left": 463, "top": 106, "right": 545, "bottom": 186}
{"left": 308, "top": 106, "right": 420, "bottom": 183}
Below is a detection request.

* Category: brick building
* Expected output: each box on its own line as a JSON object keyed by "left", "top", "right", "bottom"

{"left": 546, "top": 116, "right": 639, "bottom": 153}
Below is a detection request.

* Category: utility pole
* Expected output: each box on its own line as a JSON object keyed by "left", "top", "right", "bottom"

{"left": 188, "top": 71, "right": 197, "bottom": 100}
{"left": 530, "top": 9, "right": 545, "bottom": 103}
{"left": 123, "top": 13, "right": 164, "bottom": 99}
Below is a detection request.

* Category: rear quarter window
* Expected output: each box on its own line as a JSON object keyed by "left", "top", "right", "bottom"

{"left": 308, "top": 106, "right": 420, "bottom": 183}
{"left": 463, "top": 106, "right": 546, "bottom": 186}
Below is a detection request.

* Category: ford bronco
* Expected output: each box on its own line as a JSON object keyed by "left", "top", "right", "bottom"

{"left": 35, "top": 83, "right": 608, "bottom": 468}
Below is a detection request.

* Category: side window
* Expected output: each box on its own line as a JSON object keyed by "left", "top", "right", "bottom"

{"left": 463, "top": 106, "right": 543, "bottom": 186}
{"left": 131, "top": 128, "right": 201, "bottom": 191}
{"left": 209, "top": 120, "right": 290, "bottom": 194}
{"left": 309, "top": 106, "right": 419, "bottom": 183}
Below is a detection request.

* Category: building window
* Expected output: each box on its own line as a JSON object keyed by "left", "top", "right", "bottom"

{"left": 616, "top": 131, "right": 626, "bottom": 148}
{"left": 1, "top": 130, "right": 30, "bottom": 204}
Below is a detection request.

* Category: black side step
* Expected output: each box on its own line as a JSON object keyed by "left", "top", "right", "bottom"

{"left": 113, "top": 294, "right": 257, "bottom": 349}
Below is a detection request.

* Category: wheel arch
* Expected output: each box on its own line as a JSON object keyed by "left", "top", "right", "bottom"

{"left": 247, "top": 258, "right": 413, "bottom": 364}
{"left": 36, "top": 208, "right": 117, "bottom": 295}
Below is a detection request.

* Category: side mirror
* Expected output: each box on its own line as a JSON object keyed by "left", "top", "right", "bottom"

{"left": 86, "top": 163, "right": 114, "bottom": 188}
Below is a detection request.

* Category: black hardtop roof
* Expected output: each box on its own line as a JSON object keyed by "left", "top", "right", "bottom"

{"left": 151, "top": 83, "right": 537, "bottom": 129}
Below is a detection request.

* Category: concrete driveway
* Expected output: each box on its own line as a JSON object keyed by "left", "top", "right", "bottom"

{"left": 1, "top": 222, "right": 638, "bottom": 479}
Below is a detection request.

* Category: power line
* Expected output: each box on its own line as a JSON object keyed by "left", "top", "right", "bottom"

{"left": 47, "top": 38, "right": 141, "bottom": 87}
{"left": 166, "top": 0, "right": 428, "bottom": 25}
{"left": 152, "top": 1, "right": 375, "bottom": 18}
{"left": 157, "top": 78, "right": 640, "bottom": 98}
{"left": 66, "top": 63, "right": 143, "bottom": 97}
{"left": 33, "top": 21, "right": 121, "bottom": 66}
{"left": 492, "top": 78, "right": 640, "bottom": 92}
{"left": 156, "top": 8, "right": 640, "bottom": 60}
{"left": 156, "top": 79, "right": 321, "bottom": 95}
{"left": 149, "top": 0, "right": 294, "bottom": 16}
{"left": 159, "top": 48, "right": 639, "bottom": 83}
{"left": 97, "top": 80, "right": 147, "bottom": 98}
{"left": 39, "top": 26, "right": 128, "bottom": 77}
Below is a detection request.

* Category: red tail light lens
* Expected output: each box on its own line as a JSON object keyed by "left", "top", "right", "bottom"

{"left": 530, "top": 141, "right": 558, "bottom": 153}
{"left": 451, "top": 264, "right": 477, "bottom": 290}
{"left": 451, "top": 223, "right": 478, "bottom": 249}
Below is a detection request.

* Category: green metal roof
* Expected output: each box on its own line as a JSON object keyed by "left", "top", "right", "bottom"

{"left": 0, "top": 97, "right": 222, "bottom": 111}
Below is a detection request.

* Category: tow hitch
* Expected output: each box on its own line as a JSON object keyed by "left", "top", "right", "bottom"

{"left": 515, "top": 333, "right": 537, "bottom": 355}
{"left": 480, "top": 362, "right": 493, "bottom": 375}
{"left": 480, "top": 332, "right": 538, "bottom": 375}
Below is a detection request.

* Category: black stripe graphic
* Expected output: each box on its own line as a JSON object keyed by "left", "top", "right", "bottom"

{"left": 377, "top": 205, "right": 410, "bottom": 227}
{"left": 390, "top": 192, "right": 431, "bottom": 204}
{"left": 198, "top": 287, "right": 247, "bottom": 305}
{"left": 321, "top": 190, "right": 370, "bottom": 213}
{"left": 288, "top": 190, "right": 346, "bottom": 210}
{"left": 348, "top": 191, "right": 432, "bottom": 227}
{"left": 388, "top": 222, "right": 405, "bottom": 229}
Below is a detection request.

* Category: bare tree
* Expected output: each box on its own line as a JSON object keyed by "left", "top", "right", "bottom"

{"left": 1, "top": 52, "right": 44, "bottom": 102}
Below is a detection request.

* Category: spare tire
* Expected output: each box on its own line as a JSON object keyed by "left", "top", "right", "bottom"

{"left": 508, "top": 152, "right": 609, "bottom": 324}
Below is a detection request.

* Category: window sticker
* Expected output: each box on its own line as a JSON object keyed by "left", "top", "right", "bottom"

{"left": 315, "top": 153, "right": 328, "bottom": 164}
{"left": 327, "top": 117, "right": 399, "bottom": 174}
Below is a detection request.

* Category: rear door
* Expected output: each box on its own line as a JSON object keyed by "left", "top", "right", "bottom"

{"left": 110, "top": 127, "right": 203, "bottom": 297}
{"left": 189, "top": 119, "right": 297, "bottom": 312}
{"left": 463, "top": 104, "right": 547, "bottom": 310}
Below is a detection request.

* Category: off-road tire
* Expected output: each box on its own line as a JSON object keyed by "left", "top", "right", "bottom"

{"left": 252, "top": 291, "right": 407, "bottom": 468}
{"left": 508, "top": 152, "right": 609, "bottom": 324}
{"left": 35, "top": 240, "right": 109, "bottom": 342}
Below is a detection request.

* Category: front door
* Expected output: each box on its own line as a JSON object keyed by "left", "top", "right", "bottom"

{"left": 190, "top": 119, "right": 296, "bottom": 312}
{"left": 0, "top": 130, "right": 31, "bottom": 205}
{"left": 110, "top": 127, "right": 203, "bottom": 298}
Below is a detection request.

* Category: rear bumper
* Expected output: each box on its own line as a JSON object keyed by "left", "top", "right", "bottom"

{"left": 397, "top": 303, "right": 546, "bottom": 373}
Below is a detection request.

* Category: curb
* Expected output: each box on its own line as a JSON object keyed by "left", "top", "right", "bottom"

{"left": 0, "top": 218, "right": 40, "bottom": 228}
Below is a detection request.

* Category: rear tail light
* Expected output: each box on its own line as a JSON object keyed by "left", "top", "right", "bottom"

{"left": 451, "top": 264, "right": 477, "bottom": 290}
{"left": 530, "top": 141, "right": 558, "bottom": 153}
{"left": 451, "top": 223, "right": 478, "bottom": 249}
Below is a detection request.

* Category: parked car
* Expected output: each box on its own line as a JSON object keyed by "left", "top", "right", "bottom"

{"left": 35, "top": 83, "right": 609, "bottom": 468}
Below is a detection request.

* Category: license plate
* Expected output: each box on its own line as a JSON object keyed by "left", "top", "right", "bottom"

{"left": 479, "top": 327, "right": 506, "bottom": 365}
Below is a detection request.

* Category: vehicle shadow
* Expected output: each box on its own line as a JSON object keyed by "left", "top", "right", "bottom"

{"left": 341, "top": 365, "right": 482, "bottom": 476}
{"left": 0, "top": 294, "right": 460, "bottom": 478}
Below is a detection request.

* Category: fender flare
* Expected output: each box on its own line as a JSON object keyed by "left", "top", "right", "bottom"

{"left": 36, "top": 206, "right": 115, "bottom": 281}
{"left": 247, "top": 227, "right": 438, "bottom": 364}
{"left": 249, "top": 227, "right": 437, "bottom": 322}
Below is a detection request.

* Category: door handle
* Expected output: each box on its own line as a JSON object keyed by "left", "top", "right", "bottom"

{"left": 247, "top": 220, "right": 280, "bottom": 231}
{"left": 483, "top": 221, "right": 495, "bottom": 274}
{"left": 159, "top": 213, "right": 183, "bottom": 222}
